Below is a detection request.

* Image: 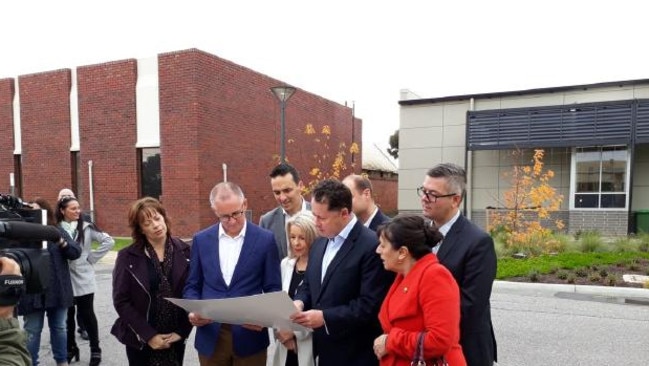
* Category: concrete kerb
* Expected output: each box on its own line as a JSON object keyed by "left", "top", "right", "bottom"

{"left": 98, "top": 251, "right": 649, "bottom": 301}
{"left": 494, "top": 280, "right": 649, "bottom": 301}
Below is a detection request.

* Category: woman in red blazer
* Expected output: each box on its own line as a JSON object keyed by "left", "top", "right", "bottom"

{"left": 373, "top": 214, "right": 466, "bottom": 366}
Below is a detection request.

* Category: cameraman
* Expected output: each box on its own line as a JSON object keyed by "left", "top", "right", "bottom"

{"left": 0, "top": 256, "right": 31, "bottom": 366}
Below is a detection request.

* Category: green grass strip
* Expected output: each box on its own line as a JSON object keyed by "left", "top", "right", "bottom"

{"left": 497, "top": 251, "right": 649, "bottom": 279}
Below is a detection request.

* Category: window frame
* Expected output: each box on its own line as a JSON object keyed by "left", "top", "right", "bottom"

{"left": 138, "top": 147, "right": 162, "bottom": 199}
{"left": 569, "top": 145, "right": 630, "bottom": 210}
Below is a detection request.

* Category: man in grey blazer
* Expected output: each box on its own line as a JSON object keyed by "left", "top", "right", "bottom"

{"left": 259, "top": 163, "right": 311, "bottom": 258}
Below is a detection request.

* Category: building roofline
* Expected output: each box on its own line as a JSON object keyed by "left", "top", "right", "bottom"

{"left": 399, "top": 78, "right": 649, "bottom": 106}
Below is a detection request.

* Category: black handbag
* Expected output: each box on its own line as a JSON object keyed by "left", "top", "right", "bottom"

{"left": 411, "top": 332, "right": 449, "bottom": 366}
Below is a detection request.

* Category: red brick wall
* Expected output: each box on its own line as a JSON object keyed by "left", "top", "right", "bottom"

{"left": 1, "top": 49, "right": 361, "bottom": 238}
{"left": 19, "top": 70, "right": 72, "bottom": 205}
{"left": 77, "top": 60, "right": 138, "bottom": 234}
{"left": 0, "top": 78, "right": 15, "bottom": 195}
{"left": 159, "top": 49, "right": 361, "bottom": 237}
{"left": 158, "top": 50, "right": 205, "bottom": 236}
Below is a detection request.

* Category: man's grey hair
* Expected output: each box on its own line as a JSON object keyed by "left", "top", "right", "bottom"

{"left": 426, "top": 163, "right": 466, "bottom": 197}
{"left": 209, "top": 182, "right": 245, "bottom": 206}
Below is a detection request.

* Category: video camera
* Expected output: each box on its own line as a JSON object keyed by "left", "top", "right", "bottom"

{"left": 0, "top": 194, "right": 62, "bottom": 294}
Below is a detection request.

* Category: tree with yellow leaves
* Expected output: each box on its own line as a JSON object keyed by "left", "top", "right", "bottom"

{"left": 488, "top": 149, "right": 565, "bottom": 255}
{"left": 293, "top": 123, "right": 359, "bottom": 193}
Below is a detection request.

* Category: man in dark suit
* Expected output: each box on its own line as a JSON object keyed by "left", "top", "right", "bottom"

{"left": 260, "top": 163, "right": 311, "bottom": 259}
{"left": 291, "top": 179, "right": 392, "bottom": 366}
{"left": 184, "top": 182, "right": 282, "bottom": 366}
{"left": 342, "top": 174, "right": 390, "bottom": 231}
{"left": 419, "top": 163, "right": 497, "bottom": 366}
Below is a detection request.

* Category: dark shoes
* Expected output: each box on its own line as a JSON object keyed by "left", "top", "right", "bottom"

{"left": 90, "top": 348, "right": 101, "bottom": 366}
{"left": 67, "top": 345, "right": 80, "bottom": 363}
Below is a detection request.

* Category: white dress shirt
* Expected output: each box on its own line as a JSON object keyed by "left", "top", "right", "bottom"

{"left": 433, "top": 210, "right": 461, "bottom": 254}
{"left": 321, "top": 215, "right": 358, "bottom": 281}
{"left": 218, "top": 220, "right": 247, "bottom": 286}
{"left": 363, "top": 206, "right": 379, "bottom": 227}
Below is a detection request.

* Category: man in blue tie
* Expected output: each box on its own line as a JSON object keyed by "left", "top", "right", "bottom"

{"left": 291, "top": 179, "right": 392, "bottom": 366}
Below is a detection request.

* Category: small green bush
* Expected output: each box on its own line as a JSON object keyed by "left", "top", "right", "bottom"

{"left": 588, "top": 273, "right": 601, "bottom": 282}
{"left": 528, "top": 269, "right": 540, "bottom": 282}
{"left": 575, "top": 268, "right": 588, "bottom": 277}
{"left": 557, "top": 270, "right": 569, "bottom": 280}
{"left": 579, "top": 231, "right": 604, "bottom": 253}
{"left": 605, "top": 274, "right": 618, "bottom": 286}
{"left": 567, "top": 274, "right": 576, "bottom": 284}
{"left": 614, "top": 237, "right": 637, "bottom": 252}
{"left": 598, "top": 268, "right": 608, "bottom": 277}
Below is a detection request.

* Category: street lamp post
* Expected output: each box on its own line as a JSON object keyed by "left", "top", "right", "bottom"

{"left": 270, "top": 85, "right": 296, "bottom": 164}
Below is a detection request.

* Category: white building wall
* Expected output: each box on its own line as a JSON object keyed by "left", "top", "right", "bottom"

{"left": 399, "top": 82, "right": 649, "bottom": 214}
{"left": 136, "top": 57, "right": 160, "bottom": 148}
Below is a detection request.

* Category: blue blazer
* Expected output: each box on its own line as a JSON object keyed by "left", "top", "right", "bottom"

{"left": 436, "top": 214, "right": 497, "bottom": 366}
{"left": 295, "top": 220, "right": 393, "bottom": 366}
{"left": 183, "top": 222, "right": 282, "bottom": 357}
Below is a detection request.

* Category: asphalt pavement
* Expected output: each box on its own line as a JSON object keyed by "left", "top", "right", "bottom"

{"left": 27, "top": 253, "right": 649, "bottom": 365}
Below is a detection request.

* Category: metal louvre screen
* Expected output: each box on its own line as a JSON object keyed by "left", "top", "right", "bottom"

{"left": 637, "top": 101, "right": 649, "bottom": 143}
{"left": 467, "top": 101, "right": 634, "bottom": 150}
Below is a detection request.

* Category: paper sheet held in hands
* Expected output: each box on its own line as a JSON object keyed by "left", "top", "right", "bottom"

{"left": 166, "top": 291, "right": 309, "bottom": 332}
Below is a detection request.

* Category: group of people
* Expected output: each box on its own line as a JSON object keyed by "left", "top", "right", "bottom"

{"left": 16, "top": 189, "right": 115, "bottom": 366}
{"left": 7, "top": 161, "right": 497, "bottom": 366}
{"left": 109, "top": 162, "right": 497, "bottom": 366}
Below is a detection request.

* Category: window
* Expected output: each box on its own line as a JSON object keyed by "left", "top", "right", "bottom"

{"left": 139, "top": 148, "right": 161, "bottom": 199}
{"left": 572, "top": 146, "right": 628, "bottom": 209}
{"left": 12, "top": 154, "right": 22, "bottom": 198}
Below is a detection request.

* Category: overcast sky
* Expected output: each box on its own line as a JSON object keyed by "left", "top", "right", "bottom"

{"left": 2, "top": 1, "right": 647, "bottom": 145}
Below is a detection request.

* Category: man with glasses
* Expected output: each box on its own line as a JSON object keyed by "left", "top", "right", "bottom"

{"left": 418, "top": 163, "right": 497, "bottom": 366}
{"left": 184, "top": 182, "right": 281, "bottom": 366}
{"left": 260, "top": 163, "right": 311, "bottom": 259}
{"left": 291, "top": 179, "right": 392, "bottom": 366}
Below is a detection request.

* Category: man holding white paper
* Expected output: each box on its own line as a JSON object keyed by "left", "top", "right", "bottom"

{"left": 184, "top": 182, "right": 282, "bottom": 366}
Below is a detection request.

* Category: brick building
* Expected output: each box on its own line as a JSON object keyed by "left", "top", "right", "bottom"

{"left": 0, "top": 48, "right": 362, "bottom": 237}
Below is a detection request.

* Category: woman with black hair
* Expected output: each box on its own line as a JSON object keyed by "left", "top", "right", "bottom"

{"left": 57, "top": 196, "right": 114, "bottom": 365}
{"left": 372, "top": 214, "right": 466, "bottom": 366}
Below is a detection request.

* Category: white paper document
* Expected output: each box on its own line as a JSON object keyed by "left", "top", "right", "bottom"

{"left": 166, "top": 291, "right": 309, "bottom": 332}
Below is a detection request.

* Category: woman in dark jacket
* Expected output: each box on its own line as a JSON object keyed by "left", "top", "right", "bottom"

{"left": 111, "top": 197, "right": 192, "bottom": 366}
{"left": 18, "top": 198, "right": 81, "bottom": 366}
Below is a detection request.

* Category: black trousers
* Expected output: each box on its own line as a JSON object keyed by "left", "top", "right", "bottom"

{"left": 67, "top": 293, "right": 100, "bottom": 351}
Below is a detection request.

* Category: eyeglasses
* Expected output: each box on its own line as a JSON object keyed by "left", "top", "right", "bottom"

{"left": 217, "top": 209, "right": 245, "bottom": 222}
{"left": 416, "top": 187, "right": 457, "bottom": 202}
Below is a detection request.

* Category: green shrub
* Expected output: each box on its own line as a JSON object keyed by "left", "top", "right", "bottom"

{"left": 528, "top": 269, "right": 540, "bottom": 282}
{"left": 614, "top": 237, "right": 637, "bottom": 252}
{"left": 588, "top": 273, "right": 601, "bottom": 282}
{"left": 639, "top": 242, "right": 649, "bottom": 253}
{"left": 605, "top": 274, "right": 618, "bottom": 286}
{"left": 557, "top": 270, "right": 569, "bottom": 280}
{"left": 579, "top": 231, "right": 604, "bottom": 253}
{"left": 567, "top": 274, "right": 576, "bottom": 284}
{"left": 598, "top": 268, "right": 608, "bottom": 277}
{"left": 575, "top": 268, "right": 588, "bottom": 277}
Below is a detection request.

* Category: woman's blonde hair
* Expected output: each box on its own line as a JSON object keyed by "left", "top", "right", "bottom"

{"left": 285, "top": 212, "right": 317, "bottom": 258}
